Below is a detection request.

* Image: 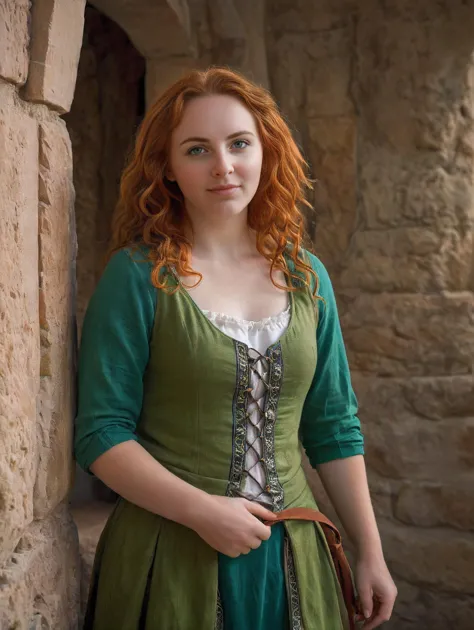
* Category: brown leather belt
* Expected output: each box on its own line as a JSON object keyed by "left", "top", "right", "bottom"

{"left": 265, "top": 507, "right": 361, "bottom": 630}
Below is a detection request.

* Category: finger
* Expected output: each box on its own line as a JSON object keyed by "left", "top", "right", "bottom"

{"left": 364, "top": 598, "right": 394, "bottom": 630}
{"left": 256, "top": 524, "right": 272, "bottom": 540}
{"left": 244, "top": 501, "right": 277, "bottom": 521}
{"left": 357, "top": 585, "right": 373, "bottom": 622}
{"left": 249, "top": 537, "right": 263, "bottom": 550}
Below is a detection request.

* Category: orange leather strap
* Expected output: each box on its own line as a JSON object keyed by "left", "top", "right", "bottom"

{"left": 265, "top": 507, "right": 360, "bottom": 630}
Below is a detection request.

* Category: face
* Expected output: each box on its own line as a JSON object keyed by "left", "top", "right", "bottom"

{"left": 167, "top": 94, "right": 263, "bottom": 222}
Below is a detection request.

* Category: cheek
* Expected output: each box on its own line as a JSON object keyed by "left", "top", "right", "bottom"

{"left": 174, "top": 162, "right": 205, "bottom": 197}
{"left": 240, "top": 153, "right": 263, "bottom": 183}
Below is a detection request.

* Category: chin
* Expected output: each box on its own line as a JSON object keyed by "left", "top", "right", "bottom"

{"left": 217, "top": 201, "right": 249, "bottom": 216}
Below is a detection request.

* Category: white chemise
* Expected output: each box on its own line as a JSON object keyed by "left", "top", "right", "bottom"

{"left": 201, "top": 303, "right": 291, "bottom": 506}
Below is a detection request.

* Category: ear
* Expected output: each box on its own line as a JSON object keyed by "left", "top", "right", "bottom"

{"left": 165, "top": 169, "right": 176, "bottom": 182}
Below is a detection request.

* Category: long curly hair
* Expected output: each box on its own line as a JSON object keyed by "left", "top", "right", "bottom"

{"left": 109, "top": 66, "right": 317, "bottom": 293}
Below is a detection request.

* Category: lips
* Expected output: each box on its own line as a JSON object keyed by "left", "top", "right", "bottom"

{"left": 208, "top": 184, "right": 240, "bottom": 192}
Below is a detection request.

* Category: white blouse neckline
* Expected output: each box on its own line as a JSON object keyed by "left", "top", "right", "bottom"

{"left": 201, "top": 303, "right": 291, "bottom": 331}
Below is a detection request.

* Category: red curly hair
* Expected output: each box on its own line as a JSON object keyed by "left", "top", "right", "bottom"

{"left": 109, "top": 66, "right": 317, "bottom": 293}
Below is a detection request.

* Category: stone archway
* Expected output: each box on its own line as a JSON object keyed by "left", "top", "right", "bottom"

{"left": 64, "top": 2, "right": 195, "bottom": 618}
{"left": 65, "top": 3, "right": 146, "bottom": 511}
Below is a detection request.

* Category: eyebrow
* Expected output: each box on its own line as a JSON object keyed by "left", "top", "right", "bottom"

{"left": 179, "top": 130, "right": 255, "bottom": 146}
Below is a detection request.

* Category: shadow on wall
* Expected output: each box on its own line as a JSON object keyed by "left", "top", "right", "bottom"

{"left": 64, "top": 5, "right": 145, "bottom": 507}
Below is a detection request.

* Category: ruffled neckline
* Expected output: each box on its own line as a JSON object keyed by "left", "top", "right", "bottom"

{"left": 202, "top": 303, "right": 291, "bottom": 331}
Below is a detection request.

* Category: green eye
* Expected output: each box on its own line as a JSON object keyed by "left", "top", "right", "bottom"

{"left": 188, "top": 146, "right": 205, "bottom": 156}
{"left": 232, "top": 140, "right": 249, "bottom": 149}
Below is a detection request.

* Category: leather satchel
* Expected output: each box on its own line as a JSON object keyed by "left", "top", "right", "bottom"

{"left": 265, "top": 507, "right": 361, "bottom": 630}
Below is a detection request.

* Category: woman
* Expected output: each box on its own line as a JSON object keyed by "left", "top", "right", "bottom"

{"left": 75, "top": 67, "right": 397, "bottom": 630}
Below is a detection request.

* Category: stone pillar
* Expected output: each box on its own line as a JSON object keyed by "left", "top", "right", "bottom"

{"left": 344, "top": 3, "right": 474, "bottom": 628}
{"left": 146, "top": 56, "right": 200, "bottom": 108}
{"left": 0, "top": 1, "right": 85, "bottom": 627}
{"left": 269, "top": 1, "right": 474, "bottom": 628}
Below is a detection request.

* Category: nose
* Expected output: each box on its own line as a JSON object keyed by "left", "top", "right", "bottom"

{"left": 211, "top": 151, "right": 234, "bottom": 178}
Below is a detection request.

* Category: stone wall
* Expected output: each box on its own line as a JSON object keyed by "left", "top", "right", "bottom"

{"left": 0, "top": 0, "right": 85, "bottom": 627}
{"left": 267, "top": 1, "right": 474, "bottom": 628}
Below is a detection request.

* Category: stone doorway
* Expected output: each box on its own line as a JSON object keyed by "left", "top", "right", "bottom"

{"left": 64, "top": 4, "right": 145, "bottom": 614}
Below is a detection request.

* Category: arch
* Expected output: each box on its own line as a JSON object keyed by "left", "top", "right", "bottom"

{"left": 88, "top": 0, "right": 194, "bottom": 59}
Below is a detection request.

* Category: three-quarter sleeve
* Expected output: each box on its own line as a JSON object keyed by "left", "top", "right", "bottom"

{"left": 300, "top": 252, "right": 364, "bottom": 467}
{"left": 74, "top": 248, "right": 157, "bottom": 473}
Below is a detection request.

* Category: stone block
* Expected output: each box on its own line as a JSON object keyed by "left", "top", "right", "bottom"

{"left": 269, "top": 0, "right": 356, "bottom": 34}
{"left": 34, "top": 120, "right": 77, "bottom": 519}
{"left": 395, "top": 481, "right": 474, "bottom": 530}
{"left": 23, "top": 0, "right": 86, "bottom": 113}
{"left": 340, "top": 292, "right": 474, "bottom": 377}
{"left": 308, "top": 116, "right": 357, "bottom": 269}
{"left": 266, "top": 33, "right": 308, "bottom": 140}
{"left": 339, "top": 226, "right": 473, "bottom": 292}
{"left": 387, "top": 578, "right": 474, "bottom": 630}
{"left": 304, "top": 25, "right": 354, "bottom": 119}
{"left": 0, "top": 86, "right": 39, "bottom": 564}
{"left": 381, "top": 519, "right": 474, "bottom": 595}
{"left": 91, "top": 0, "right": 193, "bottom": 59}
{"left": 0, "top": 503, "right": 80, "bottom": 630}
{"left": 234, "top": 0, "right": 269, "bottom": 87}
{"left": 356, "top": 2, "right": 474, "bottom": 152}
{"left": 71, "top": 501, "right": 114, "bottom": 621}
{"left": 357, "top": 147, "right": 474, "bottom": 232}
{"left": 352, "top": 375, "right": 474, "bottom": 423}
{"left": 146, "top": 57, "right": 201, "bottom": 109}
{"left": 363, "top": 415, "right": 474, "bottom": 481}
{"left": 0, "top": 0, "right": 30, "bottom": 84}
{"left": 306, "top": 55, "right": 353, "bottom": 118}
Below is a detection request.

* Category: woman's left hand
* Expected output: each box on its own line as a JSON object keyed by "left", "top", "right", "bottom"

{"left": 354, "top": 553, "right": 398, "bottom": 629}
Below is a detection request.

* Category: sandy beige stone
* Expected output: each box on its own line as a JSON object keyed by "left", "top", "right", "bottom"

{"left": 0, "top": 503, "right": 80, "bottom": 630}
{"left": 306, "top": 28, "right": 353, "bottom": 118}
{"left": 352, "top": 374, "right": 474, "bottom": 423}
{"left": 363, "top": 416, "right": 474, "bottom": 480}
{"left": 0, "top": 0, "right": 30, "bottom": 85}
{"left": 340, "top": 292, "right": 474, "bottom": 377}
{"left": 34, "top": 120, "right": 77, "bottom": 520}
{"left": 388, "top": 578, "right": 474, "bottom": 630}
{"left": 381, "top": 519, "right": 474, "bottom": 595}
{"left": 0, "top": 85, "right": 39, "bottom": 565}
{"left": 146, "top": 56, "right": 200, "bottom": 109}
{"left": 395, "top": 481, "right": 474, "bottom": 531}
{"left": 270, "top": 0, "right": 356, "bottom": 33}
{"left": 71, "top": 501, "right": 114, "bottom": 622}
{"left": 308, "top": 116, "right": 357, "bottom": 269}
{"left": 23, "top": 0, "right": 87, "bottom": 113}
{"left": 233, "top": 0, "right": 269, "bottom": 87}
{"left": 90, "top": 0, "right": 193, "bottom": 58}
{"left": 340, "top": 226, "right": 473, "bottom": 292}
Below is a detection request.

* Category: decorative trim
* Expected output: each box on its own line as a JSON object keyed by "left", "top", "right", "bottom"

{"left": 215, "top": 590, "right": 224, "bottom": 630}
{"left": 227, "top": 341, "right": 250, "bottom": 497}
{"left": 285, "top": 533, "right": 304, "bottom": 630}
{"left": 262, "top": 343, "right": 285, "bottom": 511}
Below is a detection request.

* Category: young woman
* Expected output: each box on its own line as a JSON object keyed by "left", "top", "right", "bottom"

{"left": 75, "top": 67, "right": 397, "bottom": 630}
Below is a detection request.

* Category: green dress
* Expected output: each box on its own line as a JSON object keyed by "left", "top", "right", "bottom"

{"left": 74, "top": 247, "right": 364, "bottom": 630}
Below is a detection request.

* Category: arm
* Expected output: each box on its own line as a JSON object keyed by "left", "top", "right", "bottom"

{"left": 300, "top": 254, "right": 396, "bottom": 627}
{"left": 74, "top": 249, "right": 275, "bottom": 555}
{"left": 317, "top": 455, "right": 382, "bottom": 559}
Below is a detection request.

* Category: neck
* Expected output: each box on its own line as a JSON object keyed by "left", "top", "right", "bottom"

{"left": 187, "top": 208, "right": 257, "bottom": 261}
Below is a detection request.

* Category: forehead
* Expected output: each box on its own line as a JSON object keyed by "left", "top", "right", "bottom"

{"left": 173, "top": 94, "right": 258, "bottom": 141}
